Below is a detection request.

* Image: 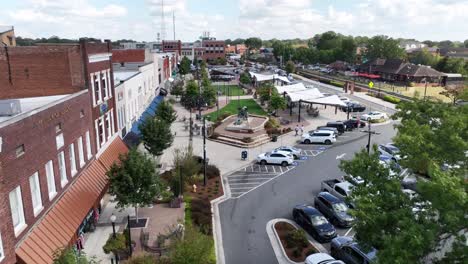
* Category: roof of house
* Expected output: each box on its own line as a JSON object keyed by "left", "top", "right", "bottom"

{"left": 374, "top": 59, "right": 406, "bottom": 74}
{"left": 361, "top": 58, "right": 445, "bottom": 77}
{"left": 397, "top": 64, "right": 445, "bottom": 77}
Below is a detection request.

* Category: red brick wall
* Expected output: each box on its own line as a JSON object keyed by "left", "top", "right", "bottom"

{"left": 112, "top": 49, "right": 145, "bottom": 63}
{"left": 0, "top": 92, "right": 94, "bottom": 262}
{"left": 202, "top": 40, "right": 225, "bottom": 61}
{"left": 0, "top": 45, "right": 85, "bottom": 99}
{"left": 162, "top": 40, "right": 181, "bottom": 55}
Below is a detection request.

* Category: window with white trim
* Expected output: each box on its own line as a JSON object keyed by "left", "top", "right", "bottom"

{"left": 90, "top": 73, "right": 96, "bottom": 106}
{"left": 45, "top": 160, "right": 57, "bottom": 200}
{"left": 99, "top": 117, "right": 106, "bottom": 146}
{"left": 9, "top": 186, "right": 26, "bottom": 236}
{"left": 29, "top": 172, "right": 43, "bottom": 216}
{"left": 69, "top": 143, "right": 77, "bottom": 176}
{"left": 106, "top": 112, "right": 112, "bottom": 139}
{"left": 107, "top": 69, "right": 112, "bottom": 98}
{"left": 77, "top": 137, "right": 85, "bottom": 167}
{"left": 56, "top": 133, "right": 64, "bottom": 150}
{"left": 95, "top": 72, "right": 102, "bottom": 104}
{"left": 102, "top": 71, "right": 108, "bottom": 100}
{"left": 85, "top": 131, "right": 92, "bottom": 160}
{"left": 0, "top": 230, "right": 5, "bottom": 262}
{"left": 58, "top": 151, "right": 68, "bottom": 187}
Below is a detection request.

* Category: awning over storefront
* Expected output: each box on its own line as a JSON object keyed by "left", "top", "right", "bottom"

{"left": 250, "top": 72, "right": 291, "bottom": 84}
{"left": 98, "top": 136, "right": 129, "bottom": 169}
{"left": 130, "top": 95, "right": 164, "bottom": 135}
{"left": 287, "top": 88, "right": 324, "bottom": 102}
{"left": 16, "top": 138, "right": 129, "bottom": 264}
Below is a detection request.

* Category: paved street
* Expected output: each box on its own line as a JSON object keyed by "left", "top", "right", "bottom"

{"left": 218, "top": 121, "right": 397, "bottom": 264}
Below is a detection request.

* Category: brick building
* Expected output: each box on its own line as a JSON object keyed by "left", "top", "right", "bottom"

{"left": 162, "top": 40, "right": 181, "bottom": 56}
{"left": 0, "top": 40, "right": 128, "bottom": 264}
{"left": 201, "top": 39, "right": 225, "bottom": 62}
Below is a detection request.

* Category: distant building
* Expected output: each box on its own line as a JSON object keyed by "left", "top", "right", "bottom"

{"left": 201, "top": 39, "right": 225, "bottom": 62}
{"left": 399, "top": 40, "right": 427, "bottom": 51}
{"left": 407, "top": 47, "right": 440, "bottom": 56}
{"left": 226, "top": 44, "right": 247, "bottom": 56}
{"left": 162, "top": 40, "right": 181, "bottom": 55}
{"left": 0, "top": 26, "right": 15, "bottom": 46}
{"left": 439, "top": 48, "right": 468, "bottom": 61}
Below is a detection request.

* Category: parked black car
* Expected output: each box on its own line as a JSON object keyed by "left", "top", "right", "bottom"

{"left": 292, "top": 205, "right": 337, "bottom": 243}
{"left": 331, "top": 237, "right": 377, "bottom": 264}
{"left": 342, "top": 119, "right": 366, "bottom": 130}
{"left": 341, "top": 102, "right": 366, "bottom": 112}
{"left": 326, "top": 121, "right": 346, "bottom": 134}
{"left": 314, "top": 192, "right": 354, "bottom": 228}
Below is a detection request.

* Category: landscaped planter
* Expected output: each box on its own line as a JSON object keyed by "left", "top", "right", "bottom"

{"left": 272, "top": 221, "right": 320, "bottom": 263}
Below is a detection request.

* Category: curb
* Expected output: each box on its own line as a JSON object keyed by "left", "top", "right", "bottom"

{"left": 266, "top": 218, "right": 328, "bottom": 264}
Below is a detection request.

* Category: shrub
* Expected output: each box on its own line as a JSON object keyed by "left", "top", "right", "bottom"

{"left": 170, "top": 226, "right": 215, "bottom": 264}
{"left": 205, "top": 164, "right": 220, "bottom": 179}
{"left": 264, "top": 118, "right": 280, "bottom": 129}
{"left": 285, "top": 229, "right": 308, "bottom": 249}
{"left": 103, "top": 233, "right": 127, "bottom": 254}
{"left": 266, "top": 127, "right": 280, "bottom": 136}
{"left": 123, "top": 254, "right": 156, "bottom": 264}
{"left": 408, "top": 82, "right": 416, "bottom": 87}
{"left": 370, "top": 118, "right": 386, "bottom": 123}
{"left": 292, "top": 248, "right": 301, "bottom": 258}
{"left": 305, "top": 248, "right": 318, "bottom": 256}
{"left": 330, "top": 80, "right": 345, "bottom": 88}
{"left": 191, "top": 198, "right": 213, "bottom": 235}
{"left": 382, "top": 95, "right": 401, "bottom": 104}
{"left": 168, "top": 97, "right": 176, "bottom": 104}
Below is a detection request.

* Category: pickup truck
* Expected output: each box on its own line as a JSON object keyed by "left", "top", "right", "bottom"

{"left": 321, "top": 179, "right": 355, "bottom": 208}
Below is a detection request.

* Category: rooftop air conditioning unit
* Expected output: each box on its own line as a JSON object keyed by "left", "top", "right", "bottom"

{"left": 0, "top": 99, "right": 22, "bottom": 116}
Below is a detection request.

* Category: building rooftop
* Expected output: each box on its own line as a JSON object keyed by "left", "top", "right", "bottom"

{"left": 0, "top": 94, "right": 70, "bottom": 125}
{"left": 113, "top": 71, "right": 140, "bottom": 83}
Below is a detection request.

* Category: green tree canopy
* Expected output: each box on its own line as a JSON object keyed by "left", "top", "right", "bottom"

{"left": 392, "top": 99, "right": 468, "bottom": 176}
{"left": 269, "top": 93, "right": 287, "bottom": 112}
{"left": 156, "top": 100, "right": 177, "bottom": 124}
{"left": 409, "top": 48, "right": 439, "bottom": 67}
{"left": 139, "top": 117, "right": 174, "bottom": 156}
{"left": 53, "top": 247, "right": 97, "bottom": 264}
{"left": 365, "top": 35, "right": 406, "bottom": 61}
{"left": 107, "top": 148, "right": 162, "bottom": 221}
{"left": 435, "top": 57, "right": 467, "bottom": 75}
{"left": 181, "top": 80, "right": 199, "bottom": 109}
{"left": 285, "top": 60, "right": 295, "bottom": 74}
{"left": 179, "top": 56, "right": 191, "bottom": 75}
{"left": 240, "top": 72, "right": 252, "bottom": 85}
{"left": 244, "top": 37, "right": 263, "bottom": 51}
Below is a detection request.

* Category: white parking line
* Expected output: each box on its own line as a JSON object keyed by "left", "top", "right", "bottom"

{"left": 344, "top": 227, "right": 354, "bottom": 237}
{"left": 229, "top": 182, "right": 262, "bottom": 186}
{"left": 272, "top": 166, "right": 276, "bottom": 173}
{"left": 228, "top": 178, "right": 271, "bottom": 182}
{"left": 230, "top": 186, "right": 254, "bottom": 190}
{"left": 228, "top": 173, "right": 277, "bottom": 178}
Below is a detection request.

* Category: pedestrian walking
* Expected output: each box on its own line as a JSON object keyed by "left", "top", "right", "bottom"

{"left": 356, "top": 117, "right": 361, "bottom": 128}
{"left": 295, "top": 125, "right": 299, "bottom": 136}
{"left": 300, "top": 124, "right": 304, "bottom": 135}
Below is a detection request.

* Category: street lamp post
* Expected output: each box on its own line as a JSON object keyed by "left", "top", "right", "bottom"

{"left": 361, "top": 121, "right": 380, "bottom": 154}
{"left": 423, "top": 79, "right": 428, "bottom": 100}
{"left": 203, "top": 116, "right": 208, "bottom": 186}
{"left": 127, "top": 215, "right": 132, "bottom": 257}
{"left": 110, "top": 214, "right": 117, "bottom": 238}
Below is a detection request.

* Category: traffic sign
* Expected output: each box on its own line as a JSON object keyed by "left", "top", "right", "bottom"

{"left": 368, "top": 81, "right": 374, "bottom": 88}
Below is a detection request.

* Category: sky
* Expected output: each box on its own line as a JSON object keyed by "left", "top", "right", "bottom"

{"left": 1, "top": 0, "right": 467, "bottom": 42}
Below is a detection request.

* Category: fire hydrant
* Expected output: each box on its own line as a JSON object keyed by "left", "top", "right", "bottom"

{"left": 193, "top": 184, "right": 197, "bottom": 193}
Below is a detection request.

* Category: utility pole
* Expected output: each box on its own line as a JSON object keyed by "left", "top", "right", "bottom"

{"left": 196, "top": 56, "right": 202, "bottom": 118}
{"left": 203, "top": 116, "right": 208, "bottom": 186}
{"left": 173, "top": 12, "right": 176, "bottom": 40}
{"left": 361, "top": 121, "right": 380, "bottom": 154}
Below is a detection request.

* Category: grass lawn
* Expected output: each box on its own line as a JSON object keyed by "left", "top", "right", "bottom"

{"left": 205, "top": 99, "right": 267, "bottom": 121}
{"left": 215, "top": 85, "right": 245, "bottom": 96}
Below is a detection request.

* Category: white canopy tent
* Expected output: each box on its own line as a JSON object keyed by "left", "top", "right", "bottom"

{"left": 250, "top": 72, "right": 291, "bottom": 84}
{"left": 274, "top": 82, "right": 308, "bottom": 94}
{"left": 287, "top": 88, "right": 325, "bottom": 102}
{"left": 304, "top": 94, "right": 347, "bottom": 107}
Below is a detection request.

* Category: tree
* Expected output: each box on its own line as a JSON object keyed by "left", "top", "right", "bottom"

{"left": 170, "top": 226, "right": 215, "bottom": 264}
{"left": 53, "top": 247, "right": 97, "bottom": 264}
{"left": 202, "top": 85, "right": 217, "bottom": 107}
{"left": 409, "top": 48, "right": 439, "bottom": 67}
{"left": 285, "top": 60, "right": 295, "bottom": 74}
{"left": 216, "top": 57, "right": 227, "bottom": 65}
{"left": 171, "top": 82, "right": 184, "bottom": 98}
{"left": 464, "top": 39, "right": 468, "bottom": 48}
{"left": 107, "top": 148, "right": 162, "bottom": 222}
{"left": 440, "top": 85, "right": 468, "bottom": 104}
{"left": 269, "top": 93, "right": 287, "bottom": 113}
{"left": 239, "top": 72, "right": 252, "bottom": 85}
{"left": 257, "top": 84, "right": 272, "bottom": 103}
{"left": 179, "top": 56, "right": 191, "bottom": 75}
{"left": 435, "top": 57, "right": 467, "bottom": 75}
{"left": 139, "top": 117, "right": 174, "bottom": 156}
{"left": 392, "top": 99, "right": 468, "bottom": 176}
{"left": 340, "top": 37, "right": 357, "bottom": 63}
{"left": 156, "top": 100, "right": 177, "bottom": 124}
{"left": 181, "top": 80, "right": 199, "bottom": 109}
{"left": 244, "top": 37, "right": 263, "bottom": 53}
{"left": 339, "top": 148, "right": 446, "bottom": 263}
{"left": 365, "top": 35, "right": 406, "bottom": 61}
{"left": 316, "top": 31, "right": 342, "bottom": 50}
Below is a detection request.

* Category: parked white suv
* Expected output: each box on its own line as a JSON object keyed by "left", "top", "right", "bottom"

{"left": 302, "top": 130, "right": 336, "bottom": 145}
{"left": 361, "top": 111, "right": 388, "bottom": 121}
{"left": 256, "top": 151, "right": 294, "bottom": 166}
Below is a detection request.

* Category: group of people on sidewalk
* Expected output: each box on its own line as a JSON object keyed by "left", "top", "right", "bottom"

{"left": 294, "top": 124, "right": 305, "bottom": 136}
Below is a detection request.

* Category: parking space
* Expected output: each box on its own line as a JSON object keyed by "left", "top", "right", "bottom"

{"left": 227, "top": 164, "right": 295, "bottom": 198}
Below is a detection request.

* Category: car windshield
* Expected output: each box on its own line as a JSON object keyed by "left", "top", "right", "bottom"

{"left": 310, "top": 215, "right": 328, "bottom": 226}
{"left": 332, "top": 203, "right": 348, "bottom": 212}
